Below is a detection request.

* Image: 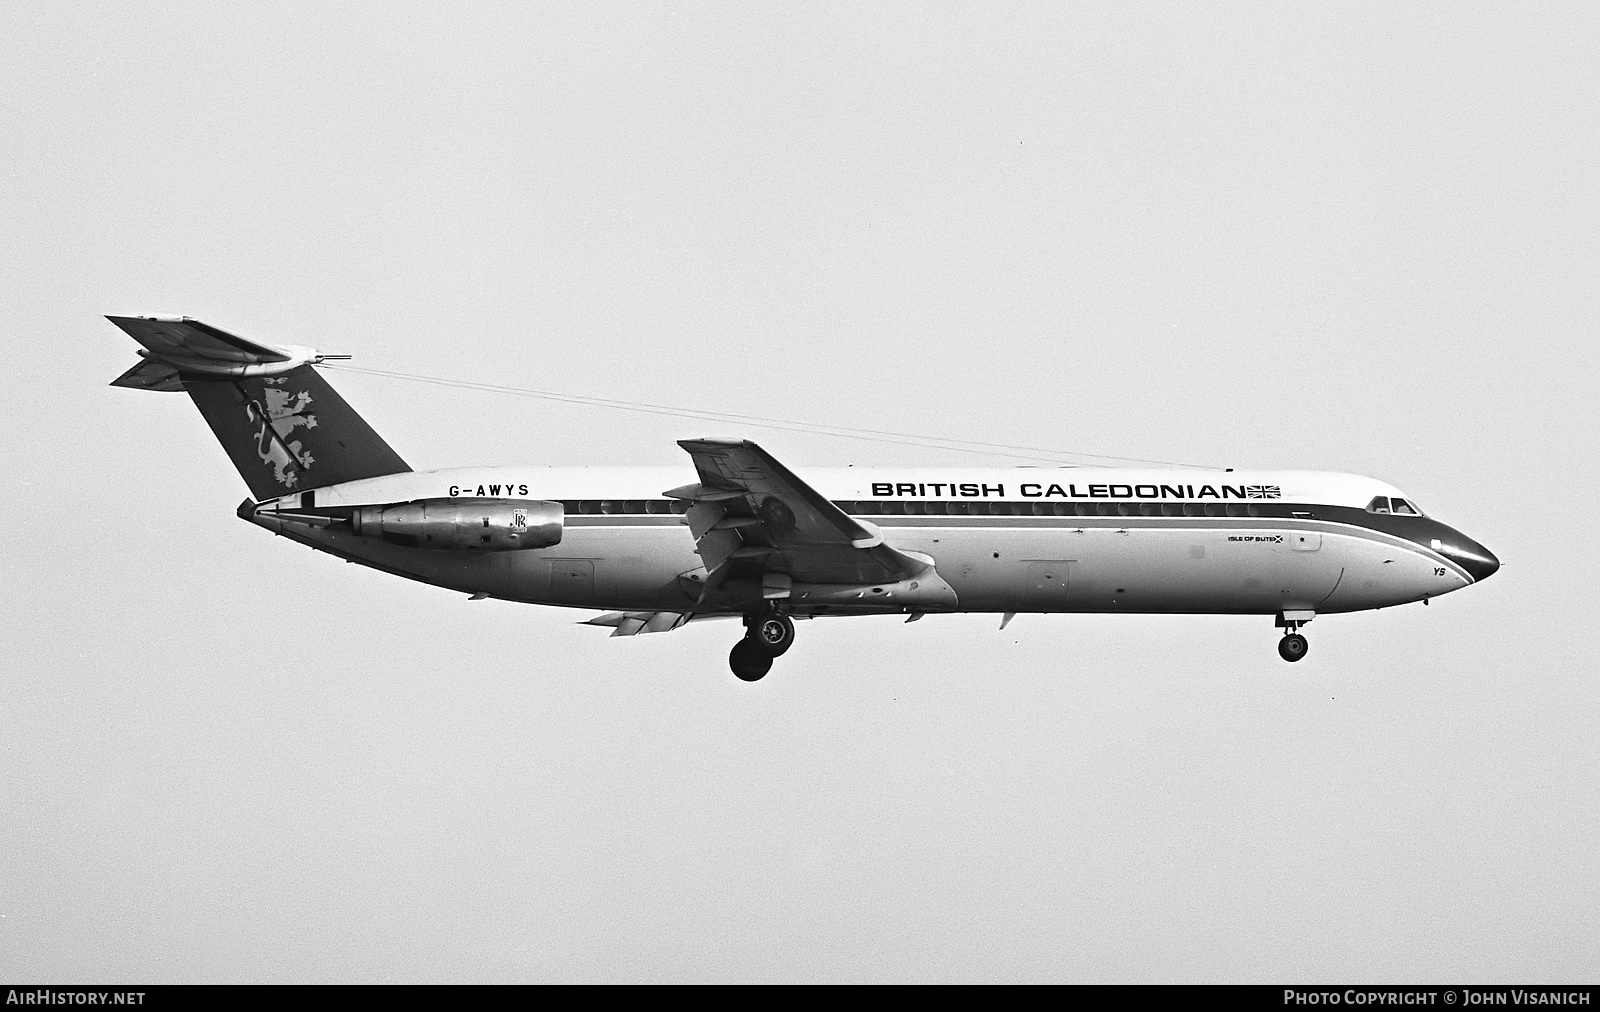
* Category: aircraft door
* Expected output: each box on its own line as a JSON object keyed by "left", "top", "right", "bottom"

{"left": 1024, "top": 560, "right": 1073, "bottom": 611}
{"left": 548, "top": 559, "right": 596, "bottom": 603}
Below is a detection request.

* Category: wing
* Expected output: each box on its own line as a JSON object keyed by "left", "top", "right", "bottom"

{"left": 671, "top": 438, "right": 926, "bottom": 591}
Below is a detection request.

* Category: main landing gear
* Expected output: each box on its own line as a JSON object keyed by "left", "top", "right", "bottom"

{"left": 729, "top": 612, "right": 795, "bottom": 682}
{"left": 1275, "top": 611, "right": 1313, "bottom": 663}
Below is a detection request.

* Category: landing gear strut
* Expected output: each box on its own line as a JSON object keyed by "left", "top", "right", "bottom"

{"left": 729, "top": 611, "right": 796, "bottom": 681}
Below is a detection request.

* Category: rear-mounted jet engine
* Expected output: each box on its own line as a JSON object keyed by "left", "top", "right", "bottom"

{"left": 351, "top": 499, "right": 562, "bottom": 551}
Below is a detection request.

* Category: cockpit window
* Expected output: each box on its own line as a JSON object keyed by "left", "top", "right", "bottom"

{"left": 1366, "top": 495, "right": 1424, "bottom": 516}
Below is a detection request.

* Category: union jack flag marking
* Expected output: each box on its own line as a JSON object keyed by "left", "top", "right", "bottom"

{"left": 1245, "top": 485, "right": 1282, "bottom": 499}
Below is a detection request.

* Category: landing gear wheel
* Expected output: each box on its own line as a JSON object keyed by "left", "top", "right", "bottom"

{"left": 1278, "top": 633, "right": 1309, "bottom": 663}
{"left": 753, "top": 614, "right": 795, "bottom": 657}
{"left": 729, "top": 638, "right": 774, "bottom": 682}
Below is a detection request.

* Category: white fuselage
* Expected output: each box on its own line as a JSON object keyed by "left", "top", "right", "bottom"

{"left": 249, "top": 465, "right": 1497, "bottom": 619}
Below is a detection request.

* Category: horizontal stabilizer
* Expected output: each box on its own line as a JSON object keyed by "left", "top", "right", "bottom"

{"left": 110, "top": 358, "right": 184, "bottom": 392}
{"left": 107, "top": 315, "right": 291, "bottom": 366}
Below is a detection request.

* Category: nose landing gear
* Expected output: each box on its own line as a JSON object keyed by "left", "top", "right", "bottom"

{"left": 728, "top": 612, "right": 797, "bottom": 681}
{"left": 1275, "top": 610, "right": 1313, "bottom": 663}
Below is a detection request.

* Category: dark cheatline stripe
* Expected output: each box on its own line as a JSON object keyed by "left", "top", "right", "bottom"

{"left": 562, "top": 497, "right": 1378, "bottom": 525}
{"left": 560, "top": 498, "right": 1280, "bottom": 519}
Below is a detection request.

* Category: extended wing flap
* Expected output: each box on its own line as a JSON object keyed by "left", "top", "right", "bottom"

{"left": 581, "top": 611, "right": 696, "bottom": 636}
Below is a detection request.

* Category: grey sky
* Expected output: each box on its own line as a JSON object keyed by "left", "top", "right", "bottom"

{"left": 1, "top": 2, "right": 1595, "bottom": 982}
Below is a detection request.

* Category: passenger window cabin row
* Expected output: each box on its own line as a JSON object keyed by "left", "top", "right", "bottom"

{"left": 837, "top": 500, "right": 1265, "bottom": 518}
{"left": 558, "top": 499, "right": 1268, "bottom": 518}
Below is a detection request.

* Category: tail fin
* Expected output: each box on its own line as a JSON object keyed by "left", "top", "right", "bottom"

{"left": 107, "top": 316, "right": 411, "bottom": 500}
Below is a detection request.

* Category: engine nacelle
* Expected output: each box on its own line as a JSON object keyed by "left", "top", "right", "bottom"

{"left": 351, "top": 498, "right": 562, "bottom": 551}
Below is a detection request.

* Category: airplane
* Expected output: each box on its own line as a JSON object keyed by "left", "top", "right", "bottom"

{"left": 106, "top": 315, "right": 1501, "bottom": 681}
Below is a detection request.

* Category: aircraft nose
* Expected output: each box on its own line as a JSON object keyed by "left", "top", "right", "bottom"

{"left": 1438, "top": 532, "right": 1500, "bottom": 582}
{"left": 1474, "top": 543, "right": 1501, "bottom": 582}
